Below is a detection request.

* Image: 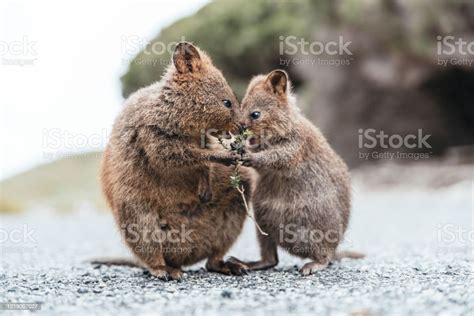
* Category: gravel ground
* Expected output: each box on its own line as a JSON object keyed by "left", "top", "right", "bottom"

{"left": 0, "top": 180, "right": 472, "bottom": 315}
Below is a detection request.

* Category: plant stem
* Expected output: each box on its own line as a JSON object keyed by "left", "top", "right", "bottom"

{"left": 236, "top": 184, "right": 268, "bottom": 236}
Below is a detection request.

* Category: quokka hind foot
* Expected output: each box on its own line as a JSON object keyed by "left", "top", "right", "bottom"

{"left": 226, "top": 256, "right": 278, "bottom": 271}
{"left": 148, "top": 266, "right": 183, "bottom": 281}
{"left": 300, "top": 259, "right": 330, "bottom": 276}
{"left": 299, "top": 250, "right": 366, "bottom": 276}
{"left": 206, "top": 258, "right": 249, "bottom": 276}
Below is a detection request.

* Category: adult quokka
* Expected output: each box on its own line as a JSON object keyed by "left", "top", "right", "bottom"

{"left": 101, "top": 42, "right": 251, "bottom": 280}
{"left": 229, "top": 70, "right": 363, "bottom": 275}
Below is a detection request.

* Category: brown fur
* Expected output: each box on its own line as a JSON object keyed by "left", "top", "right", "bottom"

{"left": 100, "top": 42, "right": 251, "bottom": 280}
{"left": 230, "top": 70, "right": 363, "bottom": 275}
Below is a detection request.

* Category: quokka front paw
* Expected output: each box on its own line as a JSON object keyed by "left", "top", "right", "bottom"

{"left": 198, "top": 186, "right": 212, "bottom": 203}
{"left": 208, "top": 152, "right": 240, "bottom": 166}
{"left": 240, "top": 153, "right": 259, "bottom": 167}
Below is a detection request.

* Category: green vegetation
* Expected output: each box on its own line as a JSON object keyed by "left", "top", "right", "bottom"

{"left": 121, "top": 0, "right": 456, "bottom": 99}
{"left": 0, "top": 152, "right": 106, "bottom": 213}
{"left": 121, "top": 0, "right": 312, "bottom": 98}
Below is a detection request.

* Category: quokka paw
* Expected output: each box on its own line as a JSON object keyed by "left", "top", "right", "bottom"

{"left": 149, "top": 266, "right": 183, "bottom": 281}
{"left": 299, "top": 260, "right": 329, "bottom": 276}
{"left": 223, "top": 260, "right": 249, "bottom": 276}
{"left": 198, "top": 188, "right": 213, "bottom": 203}
{"left": 206, "top": 259, "right": 249, "bottom": 276}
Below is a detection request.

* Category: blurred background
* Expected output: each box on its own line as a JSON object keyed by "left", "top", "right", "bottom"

{"left": 0, "top": 0, "right": 473, "bottom": 213}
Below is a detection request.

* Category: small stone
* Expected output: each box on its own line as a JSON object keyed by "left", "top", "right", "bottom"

{"left": 221, "top": 290, "right": 232, "bottom": 298}
{"left": 77, "top": 288, "right": 88, "bottom": 294}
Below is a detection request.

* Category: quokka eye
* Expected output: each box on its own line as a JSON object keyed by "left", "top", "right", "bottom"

{"left": 250, "top": 111, "right": 261, "bottom": 120}
{"left": 223, "top": 99, "right": 232, "bottom": 108}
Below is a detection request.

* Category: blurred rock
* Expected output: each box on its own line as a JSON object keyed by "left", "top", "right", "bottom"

{"left": 121, "top": 0, "right": 474, "bottom": 166}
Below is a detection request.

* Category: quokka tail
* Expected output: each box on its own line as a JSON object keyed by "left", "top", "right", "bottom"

{"left": 89, "top": 257, "right": 142, "bottom": 268}
{"left": 334, "top": 250, "right": 365, "bottom": 261}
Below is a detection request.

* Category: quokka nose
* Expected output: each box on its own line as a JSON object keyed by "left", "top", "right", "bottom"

{"left": 239, "top": 124, "right": 247, "bottom": 133}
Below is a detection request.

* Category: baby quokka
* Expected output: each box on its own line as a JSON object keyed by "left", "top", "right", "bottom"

{"left": 230, "top": 70, "right": 363, "bottom": 275}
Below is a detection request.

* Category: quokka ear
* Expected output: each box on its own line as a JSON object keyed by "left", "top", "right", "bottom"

{"left": 265, "top": 70, "right": 288, "bottom": 97}
{"left": 173, "top": 41, "right": 202, "bottom": 74}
